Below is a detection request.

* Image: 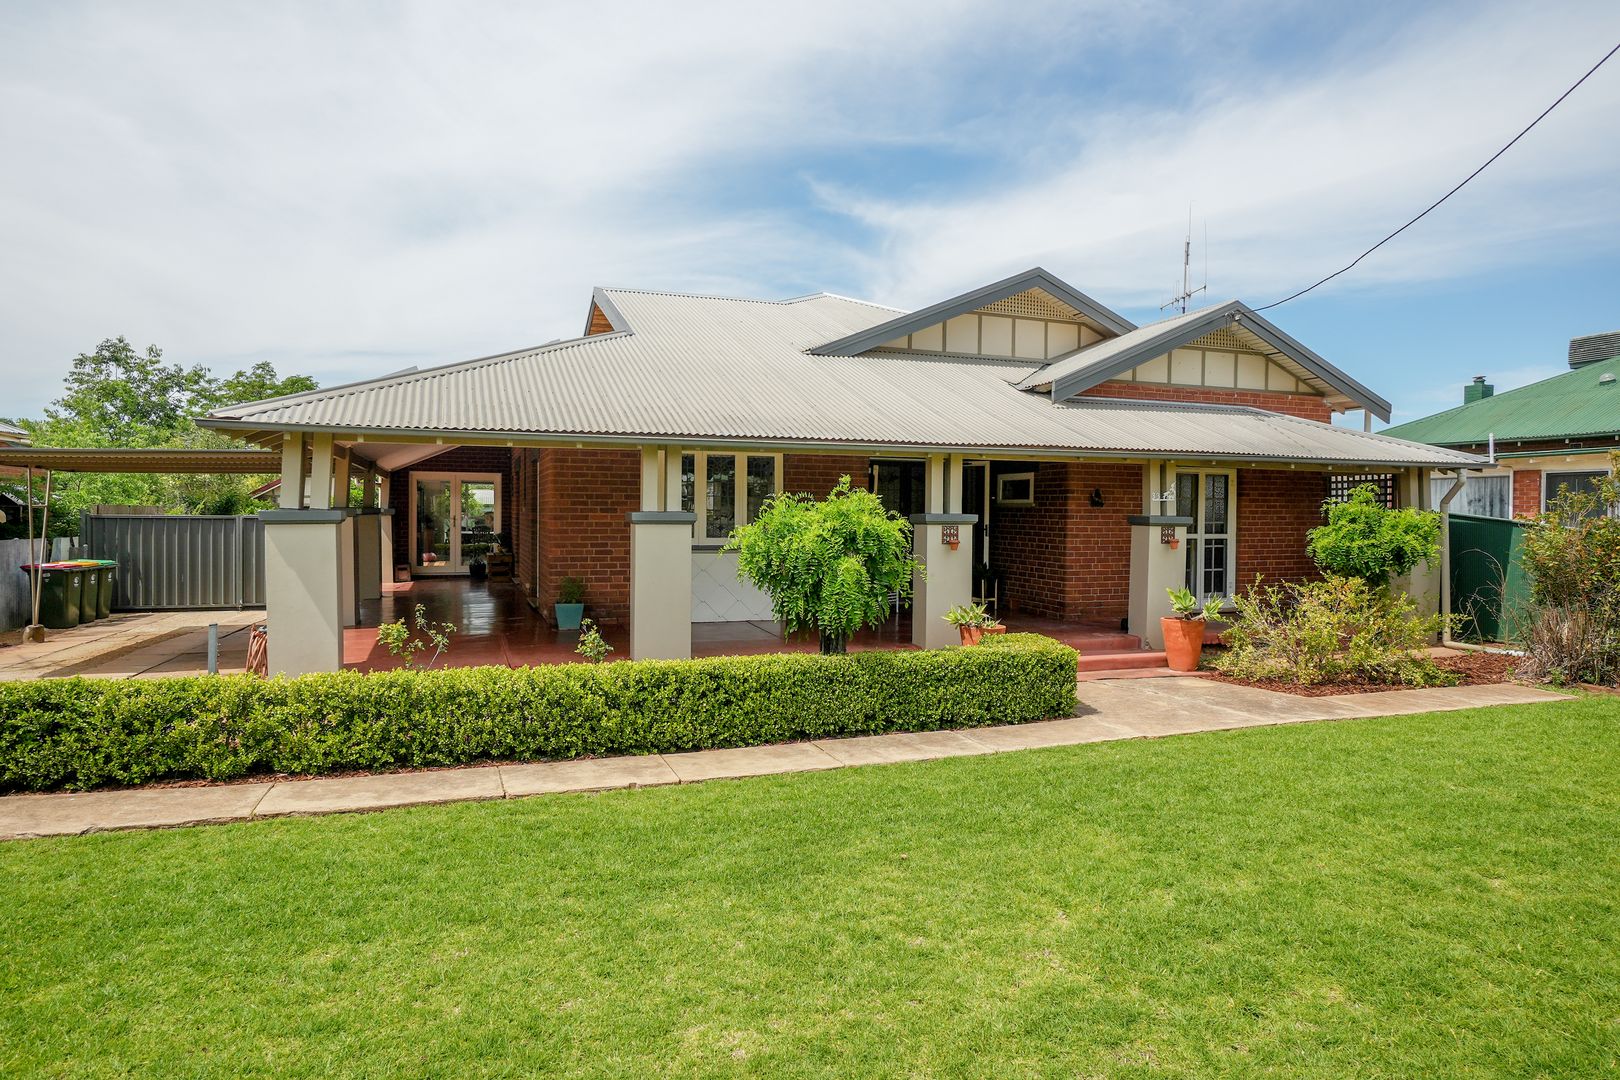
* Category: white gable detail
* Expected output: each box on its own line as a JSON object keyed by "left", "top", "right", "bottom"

{"left": 874, "top": 288, "right": 1110, "bottom": 362}
{"left": 1111, "top": 344, "right": 1321, "bottom": 396}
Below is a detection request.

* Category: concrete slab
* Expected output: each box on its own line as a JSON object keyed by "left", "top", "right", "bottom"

{"left": 0, "top": 783, "right": 272, "bottom": 839}
{"left": 499, "top": 755, "right": 679, "bottom": 796}
{"left": 812, "top": 729, "right": 992, "bottom": 766}
{"left": 662, "top": 742, "right": 842, "bottom": 783}
{"left": 963, "top": 715, "right": 1143, "bottom": 751}
{"left": 1323, "top": 683, "right": 1569, "bottom": 717}
{"left": 253, "top": 767, "right": 504, "bottom": 818}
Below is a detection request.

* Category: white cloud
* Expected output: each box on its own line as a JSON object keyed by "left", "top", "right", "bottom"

{"left": 823, "top": 3, "right": 1620, "bottom": 311}
{"left": 0, "top": 0, "right": 1616, "bottom": 418}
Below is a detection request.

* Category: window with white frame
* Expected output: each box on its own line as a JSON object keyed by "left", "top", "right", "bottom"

{"left": 1543, "top": 470, "right": 1615, "bottom": 518}
{"left": 681, "top": 452, "right": 782, "bottom": 542}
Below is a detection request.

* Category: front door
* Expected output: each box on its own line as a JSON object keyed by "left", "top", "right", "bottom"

{"left": 411, "top": 472, "right": 501, "bottom": 574}
{"left": 962, "top": 462, "right": 989, "bottom": 569}
{"left": 1175, "top": 470, "right": 1236, "bottom": 603}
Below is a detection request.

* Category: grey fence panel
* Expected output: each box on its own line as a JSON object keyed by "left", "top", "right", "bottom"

{"left": 82, "top": 514, "right": 266, "bottom": 611}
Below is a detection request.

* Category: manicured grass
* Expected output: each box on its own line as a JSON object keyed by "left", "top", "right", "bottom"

{"left": 3, "top": 698, "right": 1618, "bottom": 1078}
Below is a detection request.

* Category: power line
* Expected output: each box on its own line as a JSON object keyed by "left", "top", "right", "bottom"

{"left": 1255, "top": 40, "right": 1620, "bottom": 312}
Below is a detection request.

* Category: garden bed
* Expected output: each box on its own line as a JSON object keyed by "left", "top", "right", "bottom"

{"left": 1204, "top": 649, "right": 1520, "bottom": 697}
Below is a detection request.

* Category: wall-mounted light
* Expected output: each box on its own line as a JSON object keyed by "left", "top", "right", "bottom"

{"left": 1090, "top": 487, "right": 1105, "bottom": 508}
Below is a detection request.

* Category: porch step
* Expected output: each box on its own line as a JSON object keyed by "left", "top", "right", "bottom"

{"left": 1064, "top": 632, "right": 1146, "bottom": 653}
{"left": 1075, "top": 649, "right": 1169, "bottom": 673}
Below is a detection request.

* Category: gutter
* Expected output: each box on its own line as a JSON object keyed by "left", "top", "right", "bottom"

{"left": 194, "top": 418, "right": 1484, "bottom": 470}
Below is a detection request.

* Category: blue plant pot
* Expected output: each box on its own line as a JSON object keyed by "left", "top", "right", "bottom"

{"left": 554, "top": 603, "right": 585, "bottom": 631}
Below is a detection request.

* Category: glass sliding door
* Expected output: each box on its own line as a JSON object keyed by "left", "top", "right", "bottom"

{"left": 411, "top": 473, "right": 501, "bottom": 574}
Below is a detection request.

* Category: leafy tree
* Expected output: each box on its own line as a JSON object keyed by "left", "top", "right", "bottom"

{"left": 1306, "top": 484, "right": 1440, "bottom": 586}
{"left": 724, "top": 476, "right": 922, "bottom": 654}
{"left": 2, "top": 338, "right": 317, "bottom": 533}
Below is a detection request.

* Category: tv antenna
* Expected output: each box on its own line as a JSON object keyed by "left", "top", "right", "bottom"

{"left": 1161, "top": 206, "right": 1207, "bottom": 314}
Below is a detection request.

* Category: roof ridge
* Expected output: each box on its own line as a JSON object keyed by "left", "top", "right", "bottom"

{"left": 599, "top": 285, "right": 897, "bottom": 311}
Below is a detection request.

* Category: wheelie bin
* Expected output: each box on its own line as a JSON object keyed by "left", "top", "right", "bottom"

{"left": 94, "top": 560, "right": 116, "bottom": 619}
{"left": 19, "top": 563, "right": 79, "bottom": 629}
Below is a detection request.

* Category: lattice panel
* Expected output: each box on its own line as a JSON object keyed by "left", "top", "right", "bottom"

{"left": 1187, "top": 326, "right": 1252, "bottom": 352}
{"left": 978, "top": 289, "right": 1081, "bottom": 322}
{"left": 1329, "top": 473, "right": 1398, "bottom": 508}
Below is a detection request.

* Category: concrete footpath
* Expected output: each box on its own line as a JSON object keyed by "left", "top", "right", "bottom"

{"left": 0, "top": 678, "right": 1569, "bottom": 840}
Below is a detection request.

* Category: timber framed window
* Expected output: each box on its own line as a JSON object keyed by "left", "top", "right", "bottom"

{"left": 1175, "top": 469, "right": 1237, "bottom": 603}
{"left": 680, "top": 452, "right": 782, "bottom": 543}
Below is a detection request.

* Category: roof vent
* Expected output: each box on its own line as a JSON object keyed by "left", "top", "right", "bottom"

{"left": 1569, "top": 330, "right": 1620, "bottom": 368}
{"left": 1601, "top": 373, "right": 1617, "bottom": 386}
{"left": 1464, "top": 375, "right": 1494, "bottom": 404}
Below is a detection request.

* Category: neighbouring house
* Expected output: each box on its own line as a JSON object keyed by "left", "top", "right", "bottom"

{"left": 198, "top": 267, "right": 1483, "bottom": 675}
{"left": 1383, "top": 331, "right": 1620, "bottom": 519}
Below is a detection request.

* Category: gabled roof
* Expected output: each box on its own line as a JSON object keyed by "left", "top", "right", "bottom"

{"left": 807, "top": 267, "right": 1136, "bottom": 356}
{"left": 200, "top": 286, "right": 1477, "bottom": 469}
{"left": 1382, "top": 353, "right": 1620, "bottom": 446}
{"left": 1018, "top": 300, "right": 1393, "bottom": 421}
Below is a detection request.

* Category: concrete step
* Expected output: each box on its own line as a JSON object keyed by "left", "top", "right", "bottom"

{"left": 1063, "top": 632, "right": 1145, "bottom": 653}
{"left": 1076, "top": 649, "right": 1168, "bottom": 673}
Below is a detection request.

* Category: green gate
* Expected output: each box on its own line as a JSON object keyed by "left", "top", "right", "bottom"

{"left": 1448, "top": 513, "right": 1531, "bottom": 643}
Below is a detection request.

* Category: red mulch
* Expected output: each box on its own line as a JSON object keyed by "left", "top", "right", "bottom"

{"left": 1204, "top": 650, "right": 1522, "bottom": 697}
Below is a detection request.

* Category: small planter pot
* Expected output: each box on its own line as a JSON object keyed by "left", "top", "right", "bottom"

{"left": 958, "top": 624, "right": 1006, "bottom": 646}
{"left": 554, "top": 603, "right": 585, "bottom": 631}
{"left": 1160, "top": 617, "right": 1205, "bottom": 672}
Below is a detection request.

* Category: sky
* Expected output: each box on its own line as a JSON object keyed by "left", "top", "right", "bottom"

{"left": 1, "top": 0, "right": 1617, "bottom": 429}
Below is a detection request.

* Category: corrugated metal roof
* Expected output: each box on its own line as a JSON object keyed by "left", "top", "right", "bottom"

{"left": 0, "top": 448, "right": 281, "bottom": 473}
{"left": 1382, "top": 354, "right": 1620, "bottom": 445}
{"left": 204, "top": 288, "right": 1478, "bottom": 467}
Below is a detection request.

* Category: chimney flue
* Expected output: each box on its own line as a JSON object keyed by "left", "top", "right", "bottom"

{"left": 1464, "top": 376, "right": 1494, "bottom": 404}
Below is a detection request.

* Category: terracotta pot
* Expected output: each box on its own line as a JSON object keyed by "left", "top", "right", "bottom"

{"left": 1160, "top": 617, "right": 1205, "bottom": 672}
{"left": 958, "top": 625, "right": 984, "bottom": 646}
{"left": 983, "top": 624, "right": 1007, "bottom": 637}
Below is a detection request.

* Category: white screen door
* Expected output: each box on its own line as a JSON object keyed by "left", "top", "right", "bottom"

{"left": 1175, "top": 470, "right": 1236, "bottom": 602}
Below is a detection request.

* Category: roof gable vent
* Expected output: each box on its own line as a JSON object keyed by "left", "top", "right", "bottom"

{"left": 1569, "top": 330, "right": 1620, "bottom": 368}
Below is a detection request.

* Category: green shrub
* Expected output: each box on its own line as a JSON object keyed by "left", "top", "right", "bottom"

{"left": 1306, "top": 484, "right": 1440, "bottom": 585}
{"left": 1212, "top": 575, "right": 1455, "bottom": 687}
{"left": 1515, "top": 458, "right": 1620, "bottom": 684}
{"left": 0, "top": 636, "right": 1078, "bottom": 792}
{"left": 725, "top": 476, "right": 921, "bottom": 654}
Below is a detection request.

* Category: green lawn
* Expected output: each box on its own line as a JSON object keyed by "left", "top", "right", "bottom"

{"left": 3, "top": 698, "right": 1618, "bottom": 1078}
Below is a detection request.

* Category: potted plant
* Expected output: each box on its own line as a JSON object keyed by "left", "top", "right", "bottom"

{"left": 554, "top": 576, "right": 586, "bottom": 630}
{"left": 465, "top": 542, "right": 491, "bottom": 581}
{"left": 485, "top": 531, "right": 514, "bottom": 581}
{"left": 1162, "top": 586, "right": 1224, "bottom": 671}
{"left": 943, "top": 602, "right": 1005, "bottom": 646}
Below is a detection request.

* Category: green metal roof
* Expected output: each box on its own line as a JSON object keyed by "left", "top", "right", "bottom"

{"left": 1383, "top": 354, "right": 1620, "bottom": 446}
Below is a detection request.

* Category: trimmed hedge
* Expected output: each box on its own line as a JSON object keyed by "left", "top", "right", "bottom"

{"left": 0, "top": 633, "right": 1078, "bottom": 792}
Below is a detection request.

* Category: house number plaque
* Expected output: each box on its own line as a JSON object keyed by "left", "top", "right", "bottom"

{"left": 941, "top": 525, "right": 960, "bottom": 546}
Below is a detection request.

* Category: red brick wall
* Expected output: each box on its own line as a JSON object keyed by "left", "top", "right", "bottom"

{"left": 388, "top": 445, "right": 514, "bottom": 562}
{"left": 533, "top": 448, "right": 638, "bottom": 626}
{"left": 1512, "top": 470, "right": 1542, "bottom": 519}
{"left": 1080, "top": 381, "right": 1334, "bottom": 422}
{"left": 783, "top": 454, "right": 869, "bottom": 496}
{"left": 990, "top": 462, "right": 1139, "bottom": 620}
{"left": 512, "top": 449, "right": 539, "bottom": 599}
{"left": 1235, "top": 469, "right": 1328, "bottom": 593}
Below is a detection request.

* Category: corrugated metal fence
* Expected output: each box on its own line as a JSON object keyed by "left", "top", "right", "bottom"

{"left": 81, "top": 513, "right": 266, "bottom": 610}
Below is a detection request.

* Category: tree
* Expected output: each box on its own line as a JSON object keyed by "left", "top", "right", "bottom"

{"left": 724, "top": 476, "right": 922, "bottom": 654}
{"left": 2, "top": 338, "right": 317, "bottom": 533}
{"left": 1305, "top": 484, "right": 1440, "bottom": 586}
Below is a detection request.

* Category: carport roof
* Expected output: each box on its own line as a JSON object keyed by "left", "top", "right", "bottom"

{"left": 0, "top": 448, "right": 282, "bottom": 473}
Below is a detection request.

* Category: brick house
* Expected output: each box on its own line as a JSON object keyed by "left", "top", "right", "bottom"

{"left": 1383, "top": 331, "right": 1620, "bottom": 519}
{"left": 201, "top": 268, "right": 1482, "bottom": 675}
